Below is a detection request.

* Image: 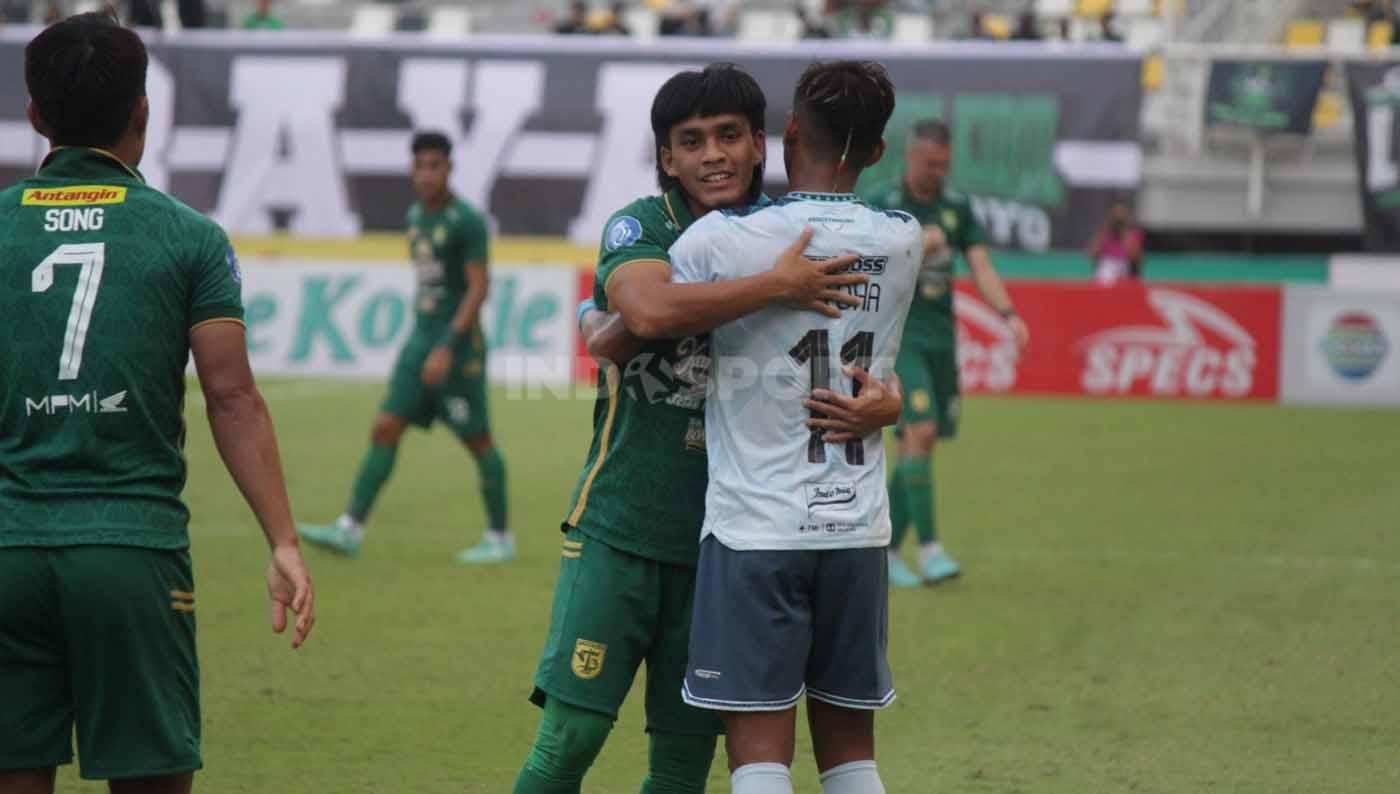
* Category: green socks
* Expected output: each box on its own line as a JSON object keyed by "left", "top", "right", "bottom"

{"left": 898, "top": 457, "right": 937, "bottom": 546}
{"left": 513, "top": 697, "right": 614, "bottom": 794}
{"left": 474, "top": 444, "right": 509, "bottom": 530}
{"left": 347, "top": 443, "right": 398, "bottom": 523}
{"left": 888, "top": 467, "right": 910, "bottom": 549}
{"left": 641, "top": 732, "right": 716, "bottom": 794}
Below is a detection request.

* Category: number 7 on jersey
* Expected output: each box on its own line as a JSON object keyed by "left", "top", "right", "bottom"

{"left": 31, "top": 242, "right": 106, "bottom": 381}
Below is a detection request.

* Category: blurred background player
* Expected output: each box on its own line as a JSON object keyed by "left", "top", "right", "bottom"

{"left": 672, "top": 59, "right": 913, "bottom": 794}
{"left": 0, "top": 13, "right": 313, "bottom": 794}
{"left": 298, "top": 132, "right": 511, "bottom": 564}
{"left": 860, "top": 120, "right": 1031, "bottom": 587}
{"left": 1088, "top": 197, "right": 1145, "bottom": 286}
{"left": 513, "top": 63, "right": 895, "bottom": 794}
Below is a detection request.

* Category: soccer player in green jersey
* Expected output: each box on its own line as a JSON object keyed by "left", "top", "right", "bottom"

{"left": 860, "top": 120, "right": 1031, "bottom": 587}
{"left": 0, "top": 14, "right": 314, "bottom": 793}
{"left": 298, "top": 132, "right": 512, "bottom": 564}
{"left": 513, "top": 64, "right": 901, "bottom": 794}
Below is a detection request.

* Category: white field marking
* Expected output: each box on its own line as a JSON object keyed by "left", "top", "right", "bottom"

{"left": 964, "top": 546, "right": 1400, "bottom": 575}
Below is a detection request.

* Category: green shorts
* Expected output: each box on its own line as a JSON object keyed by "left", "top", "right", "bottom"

{"left": 381, "top": 328, "right": 490, "bottom": 438}
{"left": 530, "top": 528, "right": 721, "bottom": 736}
{"left": 0, "top": 546, "right": 200, "bottom": 780}
{"left": 896, "top": 341, "right": 960, "bottom": 439}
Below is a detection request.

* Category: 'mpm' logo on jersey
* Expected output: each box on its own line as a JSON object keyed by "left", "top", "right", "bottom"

{"left": 22, "top": 185, "right": 128, "bottom": 206}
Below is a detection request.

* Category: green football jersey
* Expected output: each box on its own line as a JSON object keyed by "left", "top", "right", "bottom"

{"left": 407, "top": 196, "right": 489, "bottom": 338}
{"left": 861, "top": 178, "right": 985, "bottom": 349}
{"left": 564, "top": 188, "right": 710, "bottom": 568}
{"left": 0, "top": 147, "right": 244, "bottom": 549}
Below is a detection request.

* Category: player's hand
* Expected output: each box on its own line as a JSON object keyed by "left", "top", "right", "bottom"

{"left": 923, "top": 226, "right": 947, "bottom": 256}
{"left": 770, "top": 227, "right": 865, "bottom": 319}
{"left": 421, "top": 346, "right": 452, "bottom": 386}
{"left": 267, "top": 543, "right": 314, "bottom": 650}
{"left": 1007, "top": 315, "right": 1030, "bottom": 351}
{"left": 804, "top": 368, "right": 903, "bottom": 443}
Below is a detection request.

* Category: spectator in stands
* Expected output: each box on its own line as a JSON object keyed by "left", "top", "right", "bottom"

{"left": 597, "top": 1, "right": 631, "bottom": 34}
{"left": 178, "top": 0, "right": 207, "bottom": 28}
{"left": 555, "top": 0, "right": 589, "bottom": 33}
{"left": 242, "top": 0, "right": 285, "bottom": 30}
{"left": 126, "top": 0, "right": 161, "bottom": 27}
{"left": 658, "top": 2, "right": 713, "bottom": 36}
{"left": 965, "top": 9, "right": 994, "bottom": 40}
{"left": 830, "top": 0, "right": 894, "bottom": 39}
{"left": 1011, "top": 11, "right": 1041, "bottom": 41}
{"left": 43, "top": 2, "right": 63, "bottom": 23}
{"left": 1088, "top": 199, "right": 1144, "bottom": 286}
{"left": 1099, "top": 10, "right": 1122, "bottom": 42}
{"left": 798, "top": 2, "right": 831, "bottom": 38}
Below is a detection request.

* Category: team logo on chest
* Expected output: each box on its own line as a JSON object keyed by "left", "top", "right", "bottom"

{"left": 942, "top": 209, "right": 959, "bottom": 231}
{"left": 572, "top": 639, "right": 607, "bottom": 679}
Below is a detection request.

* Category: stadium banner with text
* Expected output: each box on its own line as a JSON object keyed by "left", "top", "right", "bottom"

{"left": 1346, "top": 61, "right": 1400, "bottom": 251}
{"left": 1205, "top": 59, "right": 1326, "bottom": 136}
{"left": 0, "top": 31, "right": 1142, "bottom": 252}
{"left": 952, "top": 281, "right": 1282, "bottom": 401}
{"left": 1280, "top": 286, "right": 1400, "bottom": 406}
{"left": 239, "top": 260, "right": 577, "bottom": 386}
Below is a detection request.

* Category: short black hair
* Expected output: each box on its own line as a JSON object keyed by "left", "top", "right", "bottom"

{"left": 411, "top": 130, "right": 452, "bottom": 158}
{"left": 792, "top": 60, "right": 896, "bottom": 169}
{"left": 25, "top": 12, "right": 148, "bottom": 149}
{"left": 651, "top": 63, "right": 767, "bottom": 202}
{"left": 910, "top": 119, "right": 951, "bottom": 147}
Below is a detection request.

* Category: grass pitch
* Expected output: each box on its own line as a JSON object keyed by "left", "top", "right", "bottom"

{"left": 56, "top": 381, "right": 1400, "bottom": 793}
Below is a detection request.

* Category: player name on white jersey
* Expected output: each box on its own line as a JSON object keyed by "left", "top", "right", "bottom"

{"left": 670, "top": 192, "right": 923, "bottom": 551}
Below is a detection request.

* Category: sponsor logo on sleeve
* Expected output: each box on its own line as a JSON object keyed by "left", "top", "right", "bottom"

{"left": 22, "top": 185, "right": 127, "bottom": 206}
{"left": 605, "top": 216, "right": 643, "bottom": 252}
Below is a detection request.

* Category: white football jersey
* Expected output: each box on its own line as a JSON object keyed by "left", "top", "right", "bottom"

{"left": 670, "top": 191, "right": 922, "bottom": 551}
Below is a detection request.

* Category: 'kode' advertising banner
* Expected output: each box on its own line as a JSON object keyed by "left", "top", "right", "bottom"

{"left": 240, "top": 261, "right": 576, "bottom": 385}
{"left": 0, "top": 31, "right": 1142, "bottom": 251}
{"left": 1347, "top": 61, "right": 1400, "bottom": 251}
{"left": 954, "top": 282, "right": 1282, "bottom": 401}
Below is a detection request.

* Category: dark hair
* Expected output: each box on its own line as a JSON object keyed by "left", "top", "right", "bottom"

{"left": 910, "top": 119, "right": 951, "bottom": 147}
{"left": 411, "top": 130, "right": 452, "bottom": 158}
{"left": 25, "top": 12, "right": 148, "bottom": 149}
{"left": 650, "top": 63, "right": 767, "bottom": 202}
{"left": 793, "top": 60, "right": 895, "bottom": 168}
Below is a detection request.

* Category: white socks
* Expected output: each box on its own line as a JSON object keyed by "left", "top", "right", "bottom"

{"left": 820, "top": 760, "right": 885, "bottom": 794}
{"left": 485, "top": 528, "right": 513, "bottom": 544}
{"left": 918, "top": 541, "right": 943, "bottom": 567}
{"left": 732, "top": 762, "right": 793, "bottom": 794}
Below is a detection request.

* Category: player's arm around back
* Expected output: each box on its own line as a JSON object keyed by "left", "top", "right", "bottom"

{"left": 192, "top": 320, "right": 315, "bottom": 649}
{"left": 610, "top": 227, "right": 863, "bottom": 340}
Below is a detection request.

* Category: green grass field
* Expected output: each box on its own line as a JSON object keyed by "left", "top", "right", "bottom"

{"left": 55, "top": 382, "right": 1400, "bottom": 793}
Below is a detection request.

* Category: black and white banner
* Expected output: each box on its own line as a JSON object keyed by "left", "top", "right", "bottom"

{"left": 1347, "top": 61, "right": 1400, "bottom": 252}
{"left": 0, "top": 30, "right": 1142, "bottom": 251}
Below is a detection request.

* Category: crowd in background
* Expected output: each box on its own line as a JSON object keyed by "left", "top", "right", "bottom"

{"left": 0, "top": 0, "right": 1133, "bottom": 41}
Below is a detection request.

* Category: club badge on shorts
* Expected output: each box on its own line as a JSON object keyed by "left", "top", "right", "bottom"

{"left": 572, "top": 639, "right": 607, "bottom": 679}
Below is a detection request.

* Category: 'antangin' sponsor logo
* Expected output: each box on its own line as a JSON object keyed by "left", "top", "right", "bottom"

{"left": 22, "top": 185, "right": 128, "bottom": 206}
